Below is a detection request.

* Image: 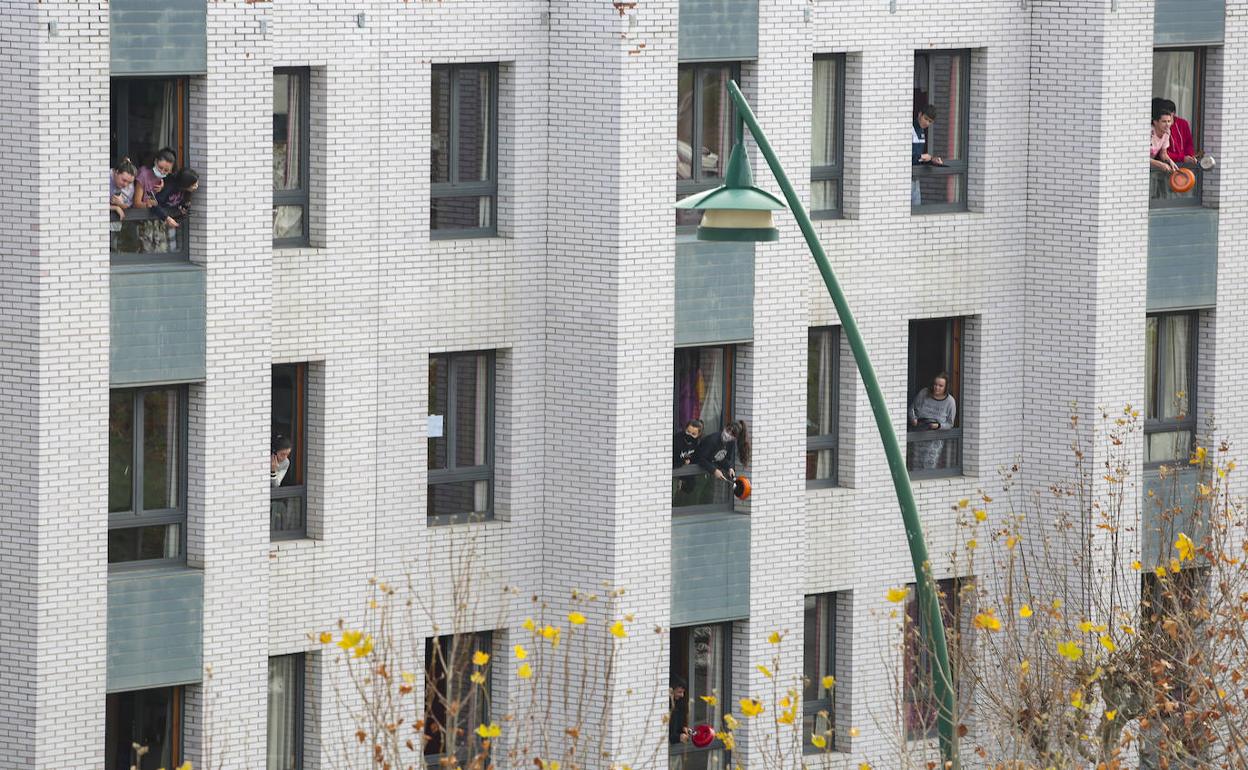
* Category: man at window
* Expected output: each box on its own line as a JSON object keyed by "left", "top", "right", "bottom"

{"left": 911, "top": 104, "right": 943, "bottom": 206}
{"left": 669, "top": 676, "right": 691, "bottom": 747}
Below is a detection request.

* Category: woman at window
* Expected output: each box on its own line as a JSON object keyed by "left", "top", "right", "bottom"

{"left": 908, "top": 373, "right": 956, "bottom": 470}
{"left": 695, "top": 419, "right": 750, "bottom": 481}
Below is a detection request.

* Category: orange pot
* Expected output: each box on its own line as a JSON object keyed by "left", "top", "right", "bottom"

{"left": 733, "top": 476, "right": 751, "bottom": 500}
{"left": 1170, "top": 167, "right": 1196, "bottom": 193}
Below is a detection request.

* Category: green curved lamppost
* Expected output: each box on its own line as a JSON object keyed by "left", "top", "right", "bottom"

{"left": 676, "top": 80, "right": 958, "bottom": 769}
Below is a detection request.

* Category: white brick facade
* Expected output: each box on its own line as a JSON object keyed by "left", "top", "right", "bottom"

{"left": 3, "top": 0, "right": 1247, "bottom": 768}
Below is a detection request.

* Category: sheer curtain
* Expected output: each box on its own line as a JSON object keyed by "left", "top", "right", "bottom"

{"left": 812, "top": 333, "right": 835, "bottom": 478}
{"left": 273, "top": 73, "right": 303, "bottom": 238}
{"left": 156, "top": 81, "right": 178, "bottom": 158}
{"left": 811, "top": 60, "right": 835, "bottom": 167}
{"left": 267, "top": 655, "right": 301, "bottom": 770}
{"left": 1153, "top": 51, "right": 1196, "bottom": 127}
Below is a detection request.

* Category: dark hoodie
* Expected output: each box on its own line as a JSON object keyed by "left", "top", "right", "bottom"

{"left": 695, "top": 430, "right": 737, "bottom": 476}
{"left": 673, "top": 430, "right": 699, "bottom": 469}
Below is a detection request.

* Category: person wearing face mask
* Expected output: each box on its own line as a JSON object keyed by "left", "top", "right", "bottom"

{"left": 136, "top": 148, "right": 179, "bottom": 252}
{"left": 673, "top": 419, "right": 704, "bottom": 469}
{"left": 695, "top": 419, "right": 751, "bottom": 482}
{"left": 908, "top": 372, "right": 956, "bottom": 470}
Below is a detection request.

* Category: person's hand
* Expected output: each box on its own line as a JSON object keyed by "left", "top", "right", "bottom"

{"left": 1184, "top": 156, "right": 1197, "bottom": 165}
{"left": 919, "top": 153, "right": 932, "bottom": 163}
{"left": 728, "top": 468, "right": 737, "bottom": 480}
{"left": 153, "top": 179, "right": 164, "bottom": 193}
{"left": 929, "top": 421, "right": 941, "bottom": 430}
{"left": 271, "top": 453, "right": 279, "bottom": 473}
{"left": 713, "top": 469, "right": 726, "bottom": 481}
{"left": 1168, "top": 160, "right": 1179, "bottom": 173}
{"left": 165, "top": 216, "right": 178, "bottom": 228}
{"left": 110, "top": 194, "right": 124, "bottom": 207}
{"left": 115, "top": 207, "right": 126, "bottom": 221}
{"left": 932, "top": 156, "right": 945, "bottom": 166}
{"left": 680, "top": 728, "right": 693, "bottom": 743}
{"left": 910, "top": 419, "right": 918, "bottom": 428}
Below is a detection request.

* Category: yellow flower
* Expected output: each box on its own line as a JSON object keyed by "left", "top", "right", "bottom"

{"left": 522, "top": 617, "right": 536, "bottom": 632}
{"left": 756, "top": 664, "right": 773, "bottom": 678}
{"left": 777, "top": 709, "right": 795, "bottom": 725}
{"left": 474, "top": 723, "right": 501, "bottom": 739}
{"left": 608, "top": 620, "right": 627, "bottom": 639}
{"left": 353, "top": 635, "right": 374, "bottom": 658}
{"left": 1131, "top": 560, "right": 1142, "bottom": 571}
{"left": 470, "top": 671, "right": 486, "bottom": 685}
{"left": 1170, "top": 558, "right": 1182, "bottom": 574}
{"left": 1099, "top": 635, "right": 1117, "bottom": 653}
{"left": 973, "top": 609, "right": 1002, "bottom": 632}
{"left": 402, "top": 671, "right": 415, "bottom": 685}
{"left": 859, "top": 764, "right": 872, "bottom": 770}
{"left": 1057, "top": 641, "right": 1084, "bottom": 661}
{"left": 539, "top": 761, "right": 561, "bottom": 770}
{"left": 318, "top": 631, "right": 333, "bottom": 644}
{"left": 974, "top": 509, "right": 987, "bottom": 522}
{"left": 717, "top": 732, "right": 736, "bottom": 751}
{"left": 767, "top": 631, "right": 782, "bottom": 644}
{"left": 540, "top": 625, "right": 562, "bottom": 647}
{"left": 518, "top": 663, "right": 533, "bottom": 679}
{"left": 967, "top": 539, "right": 978, "bottom": 550}
{"left": 1175, "top": 532, "right": 1196, "bottom": 562}
{"left": 1120, "top": 625, "right": 1136, "bottom": 636}
{"left": 810, "top": 735, "right": 827, "bottom": 749}
{"left": 1071, "top": 690, "right": 1085, "bottom": 710}
{"left": 514, "top": 644, "right": 529, "bottom": 660}
{"left": 849, "top": 727, "right": 860, "bottom": 738}
{"left": 957, "top": 498, "right": 969, "bottom": 508}
{"left": 568, "top": 611, "right": 586, "bottom": 625}
{"left": 1052, "top": 598, "right": 1063, "bottom": 609}
{"left": 886, "top": 587, "right": 909, "bottom": 603}
{"left": 779, "top": 695, "right": 792, "bottom": 708}
{"left": 821, "top": 675, "right": 835, "bottom": 690}
{"left": 177, "top": 763, "right": 192, "bottom": 770}
{"left": 1106, "top": 709, "right": 1117, "bottom": 721}
{"left": 1078, "top": 620, "right": 1095, "bottom": 633}
{"left": 700, "top": 695, "right": 719, "bottom": 706}
{"left": 1154, "top": 565, "right": 1167, "bottom": 579}
{"left": 473, "top": 650, "right": 490, "bottom": 666}
{"left": 1006, "top": 535, "right": 1019, "bottom": 550}
{"left": 338, "top": 630, "right": 362, "bottom": 650}
{"left": 723, "top": 713, "right": 740, "bottom": 730}
{"left": 1198, "top": 483, "right": 1212, "bottom": 496}
{"left": 739, "top": 698, "right": 764, "bottom": 717}
{"left": 1190, "top": 446, "right": 1207, "bottom": 465}
{"left": 1019, "top": 604, "right": 1033, "bottom": 618}
{"left": 1020, "top": 659, "right": 1030, "bottom": 675}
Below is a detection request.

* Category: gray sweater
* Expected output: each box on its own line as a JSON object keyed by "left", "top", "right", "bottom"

{"left": 908, "top": 389, "right": 956, "bottom": 430}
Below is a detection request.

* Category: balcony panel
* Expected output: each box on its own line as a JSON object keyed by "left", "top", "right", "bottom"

{"left": 107, "top": 567, "right": 203, "bottom": 692}
{"left": 111, "top": 0, "right": 207, "bottom": 76}
{"left": 111, "top": 262, "right": 206, "bottom": 386}
{"left": 679, "top": 0, "right": 759, "bottom": 62}
{"left": 1140, "top": 466, "right": 1202, "bottom": 569}
{"left": 671, "top": 512, "right": 749, "bottom": 626}
{"left": 674, "top": 239, "right": 753, "bottom": 347}
{"left": 1147, "top": 207, "right": 1217, "bottom": 312}
{"left": 1155, "top": 0, "right": 1223, "bottom": 45}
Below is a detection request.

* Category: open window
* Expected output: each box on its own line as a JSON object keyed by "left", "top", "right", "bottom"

{"left": 677, "top": 62, "right": 741, "bottom": 227}
{"left": 1150, "top": 48, "right": 1206, "bottom": 207}
{"left": 903, "top": 577, "right": 967, "bottom": 741}
{"left": 906, "top": 318, "right": 963, "bottom": 478}
{"left": 424, "top": 632, "right": 492, "bottom": 765}
{"left": 110, "top": 77, "right": 191, "bottom": 258}
{"left": 912, "top": 51, "right": 969, "bottom": 213}
{"left": 672, "top": 345, "right": 738, "bottom": 511}
{"left": 669, "top": 623, "right": 732, "bottom": 765}
{"left": 105, "top": 686, "right": 182, "bottom": 770}
{"left": 271, "top": 363, "right": 308, "bottom": 539}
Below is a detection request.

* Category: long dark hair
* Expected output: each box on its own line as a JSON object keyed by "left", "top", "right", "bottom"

{"left": 725, "top": 419, "right": 751, "bottom": 466}
{"left": 171, "top": 168, "right": 199, "bottom": 206}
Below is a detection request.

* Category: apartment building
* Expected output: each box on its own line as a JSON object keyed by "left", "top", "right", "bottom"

{"left": 2, "top": 0, "right": 1245, "bottom": 767}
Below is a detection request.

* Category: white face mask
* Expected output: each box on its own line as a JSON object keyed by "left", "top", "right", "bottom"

{"left": 153, "top": 167, "right": 169, "bottom": 179}
{"left": 722, "top": 430, "right": 734, "bottom": 442}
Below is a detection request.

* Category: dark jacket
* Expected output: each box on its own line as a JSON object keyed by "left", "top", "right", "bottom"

{"left": 695, "top": 432, "right": 737, "bottom": 476}
{"left": 673, "top": 430, "right": 699, "bottom": 469}
{"left": 912, "top": 118, "right": 929, "bottom": 165}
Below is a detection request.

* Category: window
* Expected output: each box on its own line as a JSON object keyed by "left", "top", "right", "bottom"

{"left": 431, "top": 64, "right": 498, "bottom": 237}
{"left": 1145, "top": 313, "right": 1197, "bottom": 465}
{"left": 677, "top": 62, "right": 740, "bottom": 227}
{"left": 424, "top": 632, "right": 492, "bottom": 764}
{"left": 109, "top": 387, "right": 186, "bottom": 564}
{"left": 110, "top": 77, "right": 191, "bottom": 257}
{"left": 673, "top": 345, "right": 737, "bottom": 511}
{"left": 105, "top": 686, "right": 182, "bottom": 770}
{"left": 274, "top": 68, "right": 311, "bottom": 246}
{"left": 807, "top": 328, "right": 840, "bottom": 486}
{"left": 271, "top": 363, "right": 308, "bottom": 539}
{"left": 1151, "top": 48, "right": 1205, "bottom": 206}
{"left": 903, "top": 577, "right": 966, "bottom": 740}
{"left": 267, "top": 654, "right": 305, "bottom": 770}
{"left": 669, "top": 624, "right": 732, "bottom": 764}
{"left": 803, "top": 594, "right": 840, "bottom": 752}
{"left": 811, "top": 55, "right": 845, "bottom": 218}
{"left": 428, "top": 351, "right": 495, "bottom": 522}
{"left": 912, "top": 51, "right": 969, "bottom": 213}
{"left": 906, "top": 318, "right": 963, "bottom": 477}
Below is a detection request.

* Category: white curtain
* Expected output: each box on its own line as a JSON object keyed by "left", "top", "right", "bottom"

{"left": 1153, "top": 51, "right": 1196, "bottom": 128}
{"left": 267, "top": 656, "right": 301, "bottom": 770}
{"left": 473, "top": 355, "right": 489, "bottom": 512}
{"left": 699, "top": 350, "right": 724, "bottom": 431}
{"left": 812, "top": 333, "right": 835, "bottom": 478}
{"left": 811, "top": 58, "right": 837, "bottom": 166}
{"left": 1160, "top": 314, "right": 1190, "bottom": 420}
{"left": 156, "top": 81, "right": 177, "bottom": 159}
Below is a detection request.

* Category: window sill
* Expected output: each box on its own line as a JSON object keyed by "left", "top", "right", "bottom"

{"left": 427, "top": 513, "right": 499, "bottom": 528}
{"left": 430, "top": 230, "right": 504, "bottom": 242}
{"left": 270, "top": 534, "right": 316, "bottom": 547}
{"left": 108, "top": 559, "right": 195, "bottom": 576}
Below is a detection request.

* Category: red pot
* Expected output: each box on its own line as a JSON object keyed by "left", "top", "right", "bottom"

{"left": 691, "top": 723, "right": 716, "bottom": 748}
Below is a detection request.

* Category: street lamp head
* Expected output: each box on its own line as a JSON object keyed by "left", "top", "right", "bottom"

{"left": 675, "top": 142, "right": 786, "bottom": 242}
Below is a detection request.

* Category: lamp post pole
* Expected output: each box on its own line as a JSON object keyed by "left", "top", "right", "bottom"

{"left": 723, "top": 80, "right": 958, "bottom": 768}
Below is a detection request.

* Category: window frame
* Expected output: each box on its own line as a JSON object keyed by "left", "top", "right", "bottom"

{"left": 807, "top": 327, "right": 840, "bottom": 488}
{"left": 271, "top": 362, "right": 309, "bottom": 540}
{"left": 672, "top": 344, "right": 738, "bottom": 515}
{"left": 430, "top": 63, "right": 500, "bottom": 239}
{"left": 267, "top": 653, "right": 306, "bottom": 770}
{"left": 105, "top": 685, "right": 183, "bottom": 770}
{"left": 677, "top": 61, "right": 743, "bottom": 202}
{"left": 811, "top": 54, "right": 846, "bottom": 220}
{"left": 903, "top": 577, "right": 965, "bottom": 741}
{"left": 803, "top": 593, "right": 839, "bottom": 753}
{"left": 1150, "top": 47, "right": 1208, "bottom": 210}
{"left": 911, "top": 50, "right": 971, "bottom": 215}
{"left": 668, "top": 622, "right": 733, "bottom": 762}
{"left": 108, "top": 385, "right": 189, "bottom": 568}
{"left": 423, "top": 631, "right": 493, "bottom": 766}
{"left": 273, "top": 67, "right": 312, "bottom": 248}
{"left": 110, "top": 76, "right": 193, "bottom": 262}
{"left": 1144, "top": 311, "right": 1198, "bottom": 467}
{"left": 906, "top": 317, "right": 964, "bottom": 480}
{"left": 427, "top": 350, "right": 496, "bottom": 525}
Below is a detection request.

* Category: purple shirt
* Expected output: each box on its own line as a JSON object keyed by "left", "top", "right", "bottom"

{"left": 136, "top": 166, "right": 164, "bottom": 200}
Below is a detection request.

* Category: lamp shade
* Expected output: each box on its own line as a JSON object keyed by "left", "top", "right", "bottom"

{"left": 675, "top": 143, "right": 786, "bottom": 242}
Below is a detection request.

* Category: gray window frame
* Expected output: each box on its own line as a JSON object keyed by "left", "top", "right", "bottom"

{"left": 803, "top": 593, "right": 839, "bottom": 754}
{"left": 811, "top": 54, "right": 846, "bottom": 220}
{"left": 108, "top": 385, "right": 189, "bottom": 568}
{"left": 1150, "top": 47, "right": 1207, "bottom": 210}
{"left": 668, "top": 622, "right": 733, "bottom": 762}
{"left": 423, "top": 631, "right": 493, "bottom": 767}
{"left": 906, "top": 317, "right": 964, "bottom": 480}
{"left": 110, "top": 76, "right": 192, "bottom": 262}
{"left": 266, "top": 653, "right": 306, "bottom": 770}
{"left": 677, "top": 61, "right": 743, "bottom": 199}
{"left": 273, "top": 67, "right": 311, "bottom": 248}
{"left": 672, "top": 344, "right": 738, "bottom": 515}
{"left": 903, "top": 576, "right": 964, "bottom": 741}
{"left": 1144, "top": 311, "right": 1198, "bottom": 467}
{"left": 807, "top": 327, "right": 840, "bottom": 488}
{"left": 911, "top": 50, "right": 970, "bottom": 215}
{"left": 427, "top": 350, "right": 496, "bottom": 525}
{"left": 271, "top": 362, "right": 309, "bottom": 540}
{"left": 430, "top": 63, "right": 499, "bottom": 239}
